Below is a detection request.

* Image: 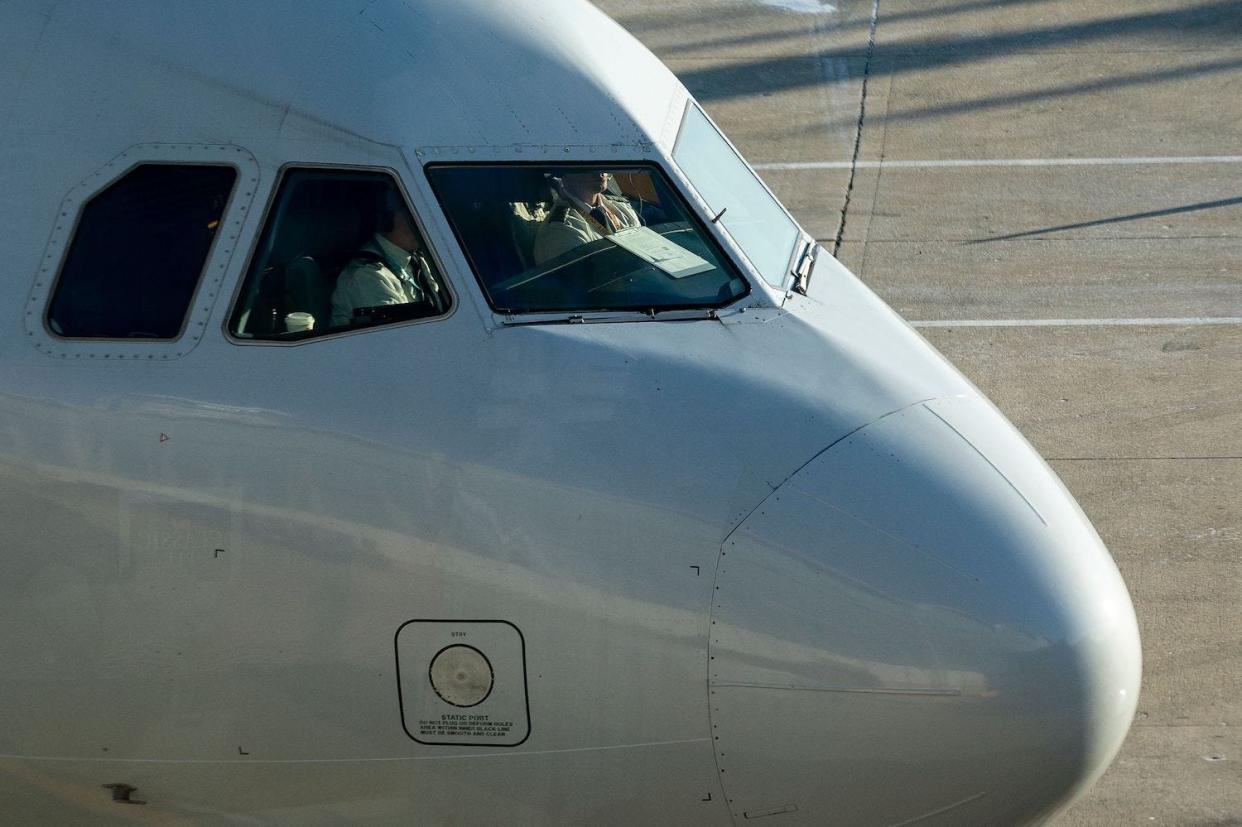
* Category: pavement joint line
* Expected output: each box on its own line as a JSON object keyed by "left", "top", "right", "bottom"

{"left": 759, "top": 156, "right": 1242, "bottom": 170}
{"left": 911, "top": 317, "right": 1242, "bottom": 328}
{"left": 830, "top": 0, "right": 880, "bottom": 257}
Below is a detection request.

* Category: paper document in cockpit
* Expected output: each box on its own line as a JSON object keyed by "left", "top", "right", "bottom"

{"left": 607, "top": 226, "right": 714, "bottom": 278}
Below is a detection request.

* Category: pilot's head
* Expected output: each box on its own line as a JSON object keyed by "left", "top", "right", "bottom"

{"left": 560, "top": 171, "right": 610, "bottom": 202}
{"left": 378, "top": 189, "right": 422, "bottom": 254}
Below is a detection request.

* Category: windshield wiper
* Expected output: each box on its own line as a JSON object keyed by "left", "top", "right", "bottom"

{"left": 790, "top": 238, "right": 815, "bottom": 295}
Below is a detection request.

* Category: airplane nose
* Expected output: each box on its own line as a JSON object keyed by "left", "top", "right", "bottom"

{"left": 708, "top": 396, "right": 1141, "bottom": 825}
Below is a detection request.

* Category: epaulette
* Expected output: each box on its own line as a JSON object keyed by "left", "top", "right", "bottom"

{"left": 350, "top": 250, "right": 386, "bottom": 267}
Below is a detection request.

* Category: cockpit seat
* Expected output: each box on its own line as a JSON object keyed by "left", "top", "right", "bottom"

{"left": 284, "top": 255, "right": 331, "bottom": 332}
{"left": 509, "top": 201, "right": 549, "bottom": 270}
{"left": 269, "top": 200, "right": 365, "bottom": 332}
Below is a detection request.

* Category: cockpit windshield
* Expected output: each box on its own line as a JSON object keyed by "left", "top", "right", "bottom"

{"left": 426, "top": 164, "right": 748, "bottom": 315}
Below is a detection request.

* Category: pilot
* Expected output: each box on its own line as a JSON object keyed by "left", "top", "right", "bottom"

{"left": 532, "top": 171, "right": 642, "bottom": 264}
{"left": 331, "top": 191, "right": 443, "bottom": 326}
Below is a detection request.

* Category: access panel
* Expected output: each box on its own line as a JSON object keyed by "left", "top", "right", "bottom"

{"left": 395, "top": 619, "right": 529, "bottom": 747}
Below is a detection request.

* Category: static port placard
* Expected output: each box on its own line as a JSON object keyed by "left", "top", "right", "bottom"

{"left": 395, "top": 619, "right": 529, "bottom": 747}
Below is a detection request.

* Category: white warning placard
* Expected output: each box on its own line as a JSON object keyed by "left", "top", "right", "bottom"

{"left": 395, "top": 620, "right": 529, "bottom": 747}
{"left": 417, "top": 713, "right": 515, "bottom": 741}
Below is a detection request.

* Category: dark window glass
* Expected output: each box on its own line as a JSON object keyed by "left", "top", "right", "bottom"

{"left": 46, "top": 164, "right": 237, "bottom": 339}
{"left": 426, "top": 164, "right": 748, "bottom": 315}
{"left": 229, "top": 168, "right": 450, "bottom": 340}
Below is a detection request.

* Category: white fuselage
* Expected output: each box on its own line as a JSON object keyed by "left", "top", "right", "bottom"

{"left": 0, "top": 1, "right": 1139, "bottom": 824}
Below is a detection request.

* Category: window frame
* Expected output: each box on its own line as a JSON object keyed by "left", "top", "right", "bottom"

{"left": 423, "top": 159, "right": 752, "bottom": 318}
{"left": 224, "top": 162, "right": 457, "bottom": 347}
{"left": 25, "top": 144, "right": 260, "bottom": 361}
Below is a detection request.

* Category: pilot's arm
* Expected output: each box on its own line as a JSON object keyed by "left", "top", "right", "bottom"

{"left": 532, "top": 209, "right": 598, "bottom": 265}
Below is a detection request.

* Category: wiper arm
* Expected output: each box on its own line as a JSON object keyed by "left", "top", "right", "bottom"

{"left": 790, "top": 238, "right": 815, "bottom": 295}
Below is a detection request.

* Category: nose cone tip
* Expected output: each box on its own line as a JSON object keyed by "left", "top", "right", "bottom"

{"left": 708, "top": 397, "right": 1141, "bottom": 824}
{"left": 1008, "top": 526, "right": 1143, "bottom": 813}
{"left": 978, "top": 560, "right": 1141, "bottom": 825}
{"left": 903, "top": 396, "right": 1143, "bottom": 815}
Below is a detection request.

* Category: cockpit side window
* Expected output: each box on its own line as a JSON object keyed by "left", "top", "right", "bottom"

{"left": 228, "top": 168, "right": 451, "bottom": 341}
{"left": 673, "top": 105, "right": 803, "bottom": 289}
{"left": 425, "top": 163, "right": 749, "bottom": 315}
{"left": 46, "top": 163, "right": 237, "bottom": 339}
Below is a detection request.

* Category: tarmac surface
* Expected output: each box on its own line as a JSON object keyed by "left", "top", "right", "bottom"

{"left": 595, "top": 0, "right": 1242, "bottom": 823}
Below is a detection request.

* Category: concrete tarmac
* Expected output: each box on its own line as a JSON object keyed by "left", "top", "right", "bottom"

{"left": 596, "top": 0, "right": 1242, "bottom": 823}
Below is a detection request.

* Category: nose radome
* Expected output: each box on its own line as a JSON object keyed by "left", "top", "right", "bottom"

{"left": 707, "top": 396, "right": 1141, "bottom": 825}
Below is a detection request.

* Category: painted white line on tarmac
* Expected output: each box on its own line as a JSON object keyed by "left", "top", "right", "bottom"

{"left": 910, "top": 317, "right": 1242, "bottom": 328}
{"left": 756, "top": 156, "right": 1242, "bottom": 170}
{"left": 755, "top": 0, "right": 838, "bottom": 11}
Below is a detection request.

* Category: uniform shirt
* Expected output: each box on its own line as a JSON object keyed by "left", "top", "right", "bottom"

{"left": 331, "top": 234, "right": 433, "bottom": 327}
{"left": 532, "top": 194, "right": 641, "bottom": 265}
